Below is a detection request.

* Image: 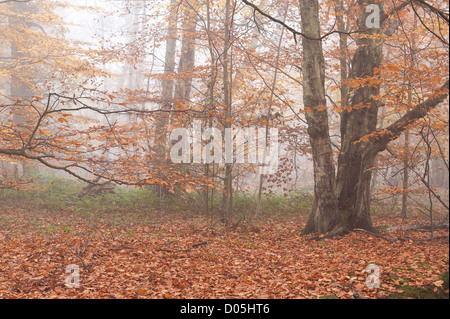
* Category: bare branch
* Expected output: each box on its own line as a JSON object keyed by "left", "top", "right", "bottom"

{"left": 367, "top": 80, "right": 449, "bottom": 155}
{"left": 241, "top": 0, "right": 367, "bottom": 43}
{"left": 0, "top": 0, "right": 31, "bottom": 3}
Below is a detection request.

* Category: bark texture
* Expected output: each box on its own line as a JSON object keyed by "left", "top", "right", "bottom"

{"left": 299, "top": 0, "right": 342, "bottom": 235}
{"left": 335, "top": 0, "right": 386, "bottom": 232}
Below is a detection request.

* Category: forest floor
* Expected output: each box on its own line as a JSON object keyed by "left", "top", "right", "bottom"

{"left": 0, "top": 203, "right": 448, "bottom": 299}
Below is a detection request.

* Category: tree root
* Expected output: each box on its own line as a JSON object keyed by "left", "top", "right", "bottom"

{"left": 380, "top": 222, "right": 449, "bottom": 232}
{"left": 353, "top": 228, "right": 397, "bottom": 243}
{"left": 308, "top": 226, "right": 350, "bottom": 241}
{"left": 307, "top": 225, "right": 448, "bottom": 243}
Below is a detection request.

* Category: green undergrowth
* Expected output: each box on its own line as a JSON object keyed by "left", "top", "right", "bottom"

{"left": 0, "top": 175, "right": 313, "bottom": 219}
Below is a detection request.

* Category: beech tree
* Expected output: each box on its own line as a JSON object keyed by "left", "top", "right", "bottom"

{"left": 244, "top": 0, "right": 449, "bottom": 236}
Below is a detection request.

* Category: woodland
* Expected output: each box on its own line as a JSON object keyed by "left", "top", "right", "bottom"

{"left": 0, "top": 0, "right": 449, "bottom": 300}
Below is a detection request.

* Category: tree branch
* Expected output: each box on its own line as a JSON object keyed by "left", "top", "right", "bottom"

{"left": 367, "top": 80, "right": 449, "bottom": 155}
{"left": 0, "top": 0, "right": 31, "bottom": 3}
{"left": 241, "top": 0, "right": 367, "bottom": 43}
{"left": 412, "top": 0, "right": 449, "bottom": 25}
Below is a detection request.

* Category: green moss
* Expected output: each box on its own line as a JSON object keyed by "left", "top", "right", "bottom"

{"left": 440, "top": 270, "right": 449, "bottom": 291}
{"left": 388, "top": 285, "right": 448, "bottom": 299}
{"left": 388, "top": 270, "right": 449, "bottom": 299}
{"left": 319, "top": 295, "right": 339, "bottom": 299}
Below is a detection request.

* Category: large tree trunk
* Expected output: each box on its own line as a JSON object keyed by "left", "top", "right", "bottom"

{"left": 299, "top": 0, "right": 342, "bottom": 235}
{"left": 335, "top": 0, "right": 386, "bottom": 232}
{"left": 334, "top": 0, "right": 348, "bottom": 109}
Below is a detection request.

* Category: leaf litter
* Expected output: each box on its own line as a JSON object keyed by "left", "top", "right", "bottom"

{"left": 0, "top": 208, "right": 448, "bottom": 299}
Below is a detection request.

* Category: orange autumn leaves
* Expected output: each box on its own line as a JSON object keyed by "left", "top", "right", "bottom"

{"left": 0, "top": 207, "right": 448, "bottom": 299}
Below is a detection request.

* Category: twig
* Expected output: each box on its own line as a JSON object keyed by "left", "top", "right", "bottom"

{"left": 78, "top": 240, "right": 89, "bottom": 255}
{"left": 397, "top": 235, "right": 449, "bottom": 242}
{"left": 384, "top": 222, "right": 449, "bottom": 232}
{"left": 192, "top": 241, "right": 208, "bottom": 248}
{"left": 353, "top": 228, "right": 397, "bottom": 243}
{"left": 108, "top": 246, "right": 135, "bottom": 251}
{"left": 226, "top": 219, "right": 241, "bottom": 230}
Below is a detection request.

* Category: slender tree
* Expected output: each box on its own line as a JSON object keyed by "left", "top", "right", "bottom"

{"left": 221, "top": 0, "right": 233, "bottom": 224}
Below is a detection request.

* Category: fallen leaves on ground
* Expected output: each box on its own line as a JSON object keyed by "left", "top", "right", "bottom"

{"left": 0, "top": 208, "right": 448, "bottom": 299}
